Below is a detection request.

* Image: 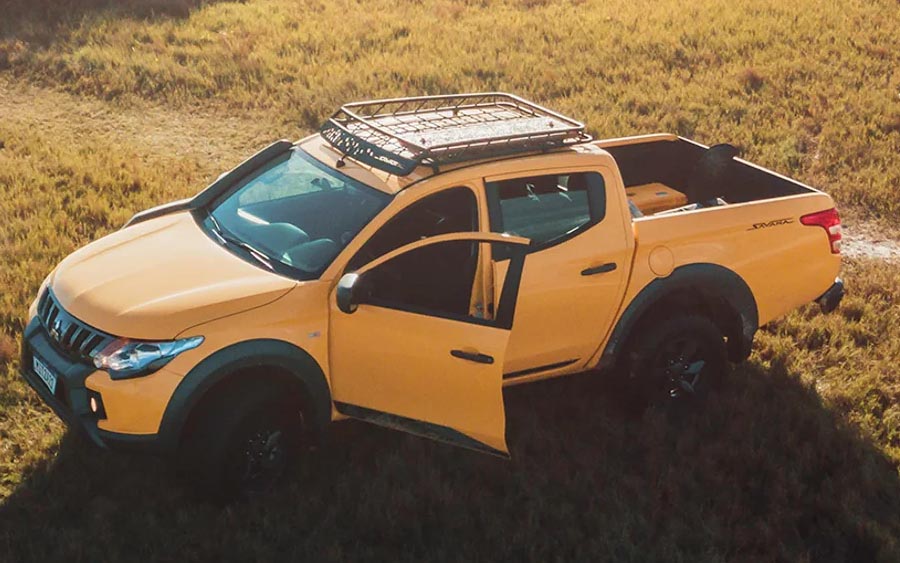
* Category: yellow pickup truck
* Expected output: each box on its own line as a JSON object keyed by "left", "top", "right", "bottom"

{"left": 20, "top": 94, "right": 844, "bottom": 499}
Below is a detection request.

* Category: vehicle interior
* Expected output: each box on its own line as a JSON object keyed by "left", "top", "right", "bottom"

{"left": 348, "top": 187, "right": 482, "bottom": 318}
{"left": 236, "top": 187, "right": 385, "bottom": 271}
{"left": 486, "top": 171, "right": 605, "bottom": 247}
{"left": 602, "top": 138, "right": 812, "bottom": 217}
{"left": 211, "top": 150, "right": 391, "bottom": 275}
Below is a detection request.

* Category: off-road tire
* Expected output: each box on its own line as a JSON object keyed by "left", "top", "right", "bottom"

{"left": 178, "top": 382, "right": 305, "bottom": 502}
{"left": 622, "top": 314, "right": 729, "bottom": 409}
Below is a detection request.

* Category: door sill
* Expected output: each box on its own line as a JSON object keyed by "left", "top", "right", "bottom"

{"left": 502, "top": 358, "right": 579, "bottom": 380}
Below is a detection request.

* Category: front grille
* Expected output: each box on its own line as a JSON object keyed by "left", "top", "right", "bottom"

{"left": 37, "top": 289, "right": 115, "bottom": 362}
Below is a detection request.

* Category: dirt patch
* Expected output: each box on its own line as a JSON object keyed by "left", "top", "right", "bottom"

{"left": 840, "top": 215, "right": 900, "bottom": 264}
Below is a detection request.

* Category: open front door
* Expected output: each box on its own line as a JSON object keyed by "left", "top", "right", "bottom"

{"left": 329, "top": 232, "right": 529, "bottom": 456}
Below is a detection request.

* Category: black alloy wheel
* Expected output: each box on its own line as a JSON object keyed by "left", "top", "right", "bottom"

{"left": 624, "top": 314, "right": 729, "bottom": 408}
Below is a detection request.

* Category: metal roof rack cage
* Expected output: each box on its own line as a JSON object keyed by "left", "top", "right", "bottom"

{"left": 319, "top": 93, "right": 592, "bottom": 176}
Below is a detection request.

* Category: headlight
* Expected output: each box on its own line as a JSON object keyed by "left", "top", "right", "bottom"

{"left": 93, "top": 336, "right": 204, "bottom": 380}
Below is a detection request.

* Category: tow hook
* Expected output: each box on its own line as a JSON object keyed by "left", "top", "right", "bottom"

{"left": 816, "top": 277, "right": 845, "bottom": 314}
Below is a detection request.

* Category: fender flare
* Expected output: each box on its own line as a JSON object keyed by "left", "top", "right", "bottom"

{"left": 156, "top": 339, "right": 331, "bottom": 455}
{"left": 598, "top": 263, "right": 759, "bottom": 367}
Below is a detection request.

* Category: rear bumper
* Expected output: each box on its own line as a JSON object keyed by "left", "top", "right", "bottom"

{"left": 816, "top": 277, "right": 844, "bottom": 313}
{"left": 19, "top": 317, "right": 162, "bottom": 454}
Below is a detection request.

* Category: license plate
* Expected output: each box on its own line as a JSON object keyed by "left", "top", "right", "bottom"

{"left": 33, "top": 355, "right": 58, "bottom": 395}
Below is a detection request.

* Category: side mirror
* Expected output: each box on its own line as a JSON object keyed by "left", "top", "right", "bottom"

{"left": 336, "top": 273, "right": 361, "bottom": 314}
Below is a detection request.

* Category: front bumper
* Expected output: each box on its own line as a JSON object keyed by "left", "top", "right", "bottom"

{"left": 816, "top": 277, "right": 845, "bottom": 314}
{"left": 19, "top": 317, "right": 161, "bottom": 453}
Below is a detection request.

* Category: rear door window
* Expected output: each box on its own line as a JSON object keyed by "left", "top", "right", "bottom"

{"left": 485, "top": 172, "right": 606, "bottom": 249}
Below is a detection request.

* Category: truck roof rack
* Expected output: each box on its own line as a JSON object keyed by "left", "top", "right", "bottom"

{"left": 319, "top": 93, "right": 592, "bottom": 176}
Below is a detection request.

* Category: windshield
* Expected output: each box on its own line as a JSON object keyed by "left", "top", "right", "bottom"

{"left": 203, "top": 148, "right": 391, "bottom": 279}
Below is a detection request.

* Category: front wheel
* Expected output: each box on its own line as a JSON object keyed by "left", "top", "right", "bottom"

{"left": 622, "top": 314, "right": 728, "bottom": 408}
{"left": 178, "top": 382, "right": 305, "bottom": 502}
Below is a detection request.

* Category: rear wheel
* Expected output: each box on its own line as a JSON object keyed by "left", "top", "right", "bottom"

{"left": 622, "top": 314, "right": 728, "bottom": 408}
{"left": 178, "top": 381, "right": 306, "bottom": 502}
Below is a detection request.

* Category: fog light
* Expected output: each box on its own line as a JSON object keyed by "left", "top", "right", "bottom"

{"left": 86, "top": 390, "right": 107, "bottom": 419}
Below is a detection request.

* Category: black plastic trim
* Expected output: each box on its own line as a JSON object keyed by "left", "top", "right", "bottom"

{"left": 122, "top": 198, "right": 193, "bottom": 229}
{"left": 495, "top": 246, "right": 526, "bottom": 330}
{"left": 20, "top": 317, "right": 163, "bottom": 452}
{"left": 334, "top": 401, "right": 508, "bottom": 458}
{"left": 581, "top": 262, "right": 617, "bottom": 276}
{"left": 156, "top": 339, "right": 332, "bottom": 455}
{"left": 320, "top": 121, "right": 420, "bottom": 176}
{"left": 192, "top": 140, "right": 295, "bottom": 208}
{"left": 20, "top": 358, "right": 101, "bottom": 445}
{"left": 36, "top": 288, "right": 115, "bottom": 363}
{"left": 450, "top": 350, "right": 495, "bottom": 364}
{"left": 95, "top": 429, "right": 160, "bottom": 452}
{"left": 503, "top": 358, "right": 578, "bottom": 379}
{"left": 598, "top": 263, "right": 759, "bottom": 368}
{"left": 816, "top": 277, "right": 844, "bottom": 313}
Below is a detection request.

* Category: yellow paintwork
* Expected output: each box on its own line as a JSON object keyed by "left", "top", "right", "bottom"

{"left": 331, "top": 306, "right": 510, "bottom": 453}
{"left": 482, "top": 162, "right": 634, "bottom": 374}
{"left": 87, "top": 367, "right": 184, "bottom": 434}
{"left": 32, "top": 131, "right": 841, "bottom": 449}
{"left": 52, "top": 212, "right": 295, "bottom": 340}
{"left": 627, "top": 193, "right": 839, "bottom": 327}
{"left": 86, "top": 278, "right": 331, "bottom": 434}
{"left": 330, "top": 232, "right": 530, "bottom": 454}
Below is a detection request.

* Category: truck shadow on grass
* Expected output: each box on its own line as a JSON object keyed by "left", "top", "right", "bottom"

{"left": 2, "top": 360, "right": 899, "bottom": 562}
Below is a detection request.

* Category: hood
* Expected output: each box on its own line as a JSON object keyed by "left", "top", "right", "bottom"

{"left": 51, "top": 212, "right": 296, "bottom": 340}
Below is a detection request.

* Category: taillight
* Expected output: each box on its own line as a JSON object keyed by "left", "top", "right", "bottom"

{"left": 800, "top": 208, "right": 842, "bottom": 254}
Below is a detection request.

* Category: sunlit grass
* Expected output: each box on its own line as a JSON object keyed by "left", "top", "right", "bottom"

{"left": 2, "top": 0, "right": 900, "bottom": 219}
{"left": 1, "top": 0, "right": 899, "bottom": 560}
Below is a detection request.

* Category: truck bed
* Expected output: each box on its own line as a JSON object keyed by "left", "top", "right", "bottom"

{"left": 596, "top": 135, "right": 813, "bottom": 216}
{"left": 593, "top": 134, "right": 840, "bottom": 330}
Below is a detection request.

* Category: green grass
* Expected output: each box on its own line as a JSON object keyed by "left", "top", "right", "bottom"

{"left": 1, "top": 0, "right": 900, "bottom": 560}
{"left": 2, "top": 0, "right": 900, "bottom": 220}
{"left": 2, "top": 261, "right": 900, "bottom": 561}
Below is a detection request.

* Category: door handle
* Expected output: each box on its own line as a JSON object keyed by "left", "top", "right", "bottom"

{"left": 581, "top": 262, "right": 617, "bottom": 276}
{"left": 450, "top": 350, "right": 495, "bottom": 364}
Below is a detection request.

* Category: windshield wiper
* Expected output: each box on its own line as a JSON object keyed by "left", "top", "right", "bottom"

{"left": 206, "top": 212, "right": 276, "bottom": 272}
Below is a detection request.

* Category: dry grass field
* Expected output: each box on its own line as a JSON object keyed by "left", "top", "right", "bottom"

{"left": 1, "top": 0, "right": 899, "bottom": 560}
